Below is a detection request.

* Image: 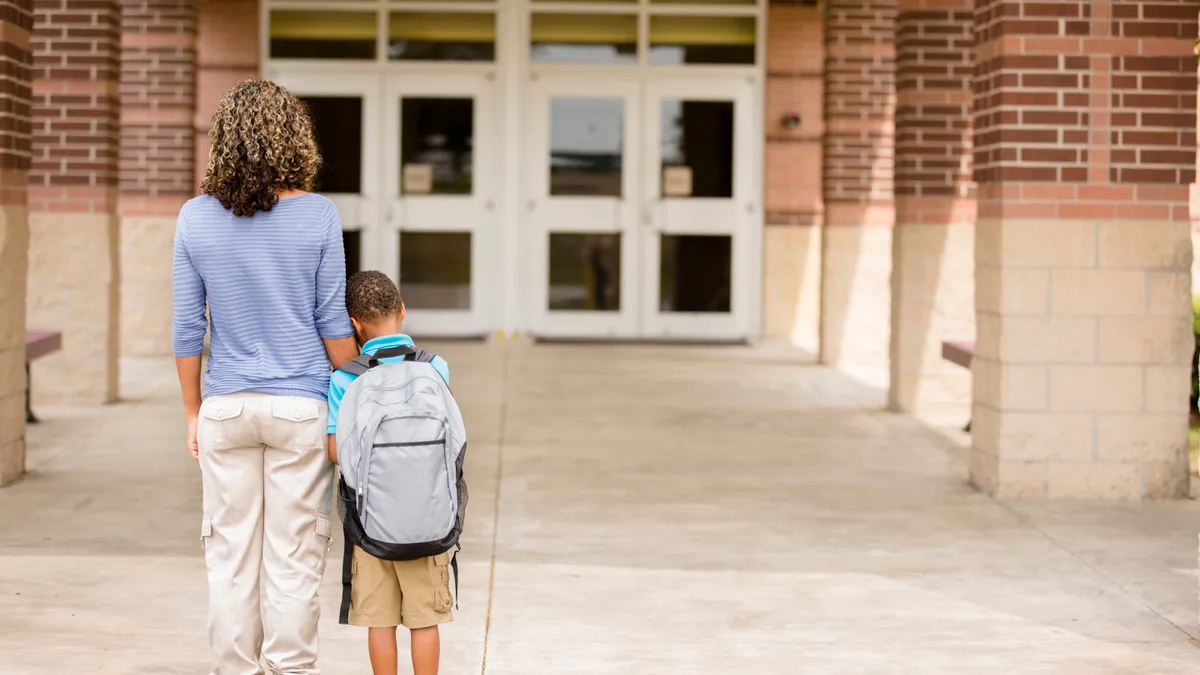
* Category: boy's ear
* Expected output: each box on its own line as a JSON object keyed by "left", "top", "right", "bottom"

{"left": 349, "top": 316, "right": 363, "bottom": 340}
{"left": 399, "top": 303, "right": 406, "bottom": 323}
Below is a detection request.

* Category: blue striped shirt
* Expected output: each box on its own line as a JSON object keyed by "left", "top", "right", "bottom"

{"left": 172, "top": 193, "right": 354, "bottom": 401}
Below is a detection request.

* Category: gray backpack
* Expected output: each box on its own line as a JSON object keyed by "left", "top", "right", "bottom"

{"left": 334, "top": 345, "right": 467, "bottom": 624}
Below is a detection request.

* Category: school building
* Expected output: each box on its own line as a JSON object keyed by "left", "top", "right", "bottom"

{"left": 0, "top": 0, "right": 1197, "bottom": 500}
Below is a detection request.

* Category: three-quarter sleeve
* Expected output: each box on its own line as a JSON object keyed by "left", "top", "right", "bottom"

{"left": 314, "top": 203, "right": 354, "bottom": 339}
{"left": 171, "top": 209, "right": 208, "bottom": 357}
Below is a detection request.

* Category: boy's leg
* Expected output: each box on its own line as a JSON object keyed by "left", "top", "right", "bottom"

{"left": 410, "top": 626, "right": 440, "bottom": 675}
{"left": 260, "top": 396, "right": 335, "bottom": 674}
{"left": 367, "top": 627, "right": 399, "bottom": 675}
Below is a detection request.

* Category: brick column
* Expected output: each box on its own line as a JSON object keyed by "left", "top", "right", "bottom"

{"left": 195, "top": 0, "right": 257, "bottom": 191}
{"left": 762, "top": 0, "right": 823, "bottom": 354}
{"left": 822, "top": 0, "right": 896, "bottom": 376}
{"left": 889, "top": 1, "right": 975, "bottom": 418}
{"left": 27, "top": 0, "right": 121, "bottom": 404}
{"left": 972, "top": 0, "right": 1197, "bottom": 499}
{"left": 0, "top": 0, "right": 33, "bottom": 485}
{"left": 119, "top": 0, "right": 196, "bottom": 356}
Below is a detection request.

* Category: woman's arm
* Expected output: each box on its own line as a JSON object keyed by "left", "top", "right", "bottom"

{"left": 314, "top": 203, "right": 355, "bottom": 368}
{"left": 323, "top": 336, "right": 358, "bottom": 370}
{"left": 172, "top": 210, "right": 208, "bottom": 461}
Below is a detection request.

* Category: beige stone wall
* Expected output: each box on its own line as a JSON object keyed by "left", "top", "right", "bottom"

{"left": 120, "top": 216, "right": 175, "bottom": 356}
{"left": 820, "top": 224, "right": 893, "bottom": 373}
{"left": 26, "top": 213, "right": 120, "bottom": 404}
{"left": 971, "top": 218, "right": 1192, "bottom": 500}
{"left": 0, "top": 203, "right": 29, "bottom": 485}
{"left": 889, "top": 222, "right": 974, "bottom": 421}
{"left": 762, "top": 224, "right": 821, "bottom": 354}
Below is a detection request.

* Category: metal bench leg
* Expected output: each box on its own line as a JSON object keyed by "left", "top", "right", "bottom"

{"left": 25, "top": 363, "right": 37, "bottom": 424}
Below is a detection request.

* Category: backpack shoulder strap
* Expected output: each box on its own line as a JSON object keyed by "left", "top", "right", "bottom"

{"left": 405, "top": 348, "right": 437, "bottom": 364}
{"left": 336, "top": 354, "right": 373, "bottom": 377}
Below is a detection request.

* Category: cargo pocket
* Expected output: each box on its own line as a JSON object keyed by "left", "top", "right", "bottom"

{"left": 199, "top": 398, "right": 246, "bottom": 452}
{"left": 310, "top": 511, "right": 333, "bottom": 574}
{"left": 200, "top": 517, "right": 215, "bottom": 571}
{"left": 433, "top": 553, "right": 451, "bottom": 613}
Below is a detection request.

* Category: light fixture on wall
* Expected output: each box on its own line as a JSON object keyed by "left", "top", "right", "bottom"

{"left": 781, "top": 113, "right": 800, "bottom": 130}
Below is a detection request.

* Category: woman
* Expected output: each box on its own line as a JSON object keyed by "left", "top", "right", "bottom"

{"left": 172, "top": 80, "right": 359, "bottom": 675}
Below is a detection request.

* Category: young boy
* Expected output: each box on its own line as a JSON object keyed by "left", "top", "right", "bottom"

{"left": 327, "top": 270, "right": 452, "bottom": 675}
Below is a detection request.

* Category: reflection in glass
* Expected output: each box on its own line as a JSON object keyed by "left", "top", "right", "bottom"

{"left": 389, "top": 12, "right": 495, "bottom": 61}
{"left": 549, "top": 98, "right": 623, "bottom": 197}
{"left": 648, "top": 16, "right": 756, "bottom": 65}
{"left": 548, "top": 233, "right": 621, "bottom": 311}
{"left": 400, "top": 232, "right": 472, "bottom": 310}
{"left": 660, "top": 235, "right": 731, "bottom": 313}
{"left": 301, "top": 96, "right": 363, "bottom": 194}
{"left": 531, "top": 14, "right": 637, "bottom": 64}
{"left": 343, "top": 230, "right": 361, "bottom": 278}
{"left": 661, "top": 99, "right": 734, "bottom": 198}
{"left": 401, "top": 98, "right": 473, "bottom": 195}
{"left": 270, "top": 11, "right": 376, "bottom": 60}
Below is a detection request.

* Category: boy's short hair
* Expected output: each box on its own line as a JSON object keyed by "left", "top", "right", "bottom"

{"left": 346, "top": 271, "right": 403, "bottom": 322}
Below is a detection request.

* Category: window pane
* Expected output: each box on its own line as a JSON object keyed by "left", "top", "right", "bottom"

{"left": 661, "top": 99, "right": 734, "bottom": 198}
{"left": 301, "top": 96, "right": 363, "bottom": 194}
{"left": 401, "top": 98, "right": 473, "bottom": 195}
{"left": 548, "top": 233, "right": 621, "bottom": 311}
{"left": 531, "top": 14, "right": 637, "bottom": 64}
{"left": 389, "top": 12, "right": 495, "bottom": 61}
{"left": 343, "top": 230, "right": 361, "bottom": 278}
{"left": 270, "top": 11, "right": 376, "bottom": 60}
{"left": 550, "top": 97, "right": 623, "bottom": 197}
{"left": 659, "top": 235, "right": 731, "bottom": 313}
{"left": 400, "top": 232, "right": 472, "bottom": 310}
{"left": 649, "top": 16, "right": 756, "bottom": 65}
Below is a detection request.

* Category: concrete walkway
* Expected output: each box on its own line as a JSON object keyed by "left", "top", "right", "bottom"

{"left": 2, "top": 343, "right": 1200, "bottom": 674}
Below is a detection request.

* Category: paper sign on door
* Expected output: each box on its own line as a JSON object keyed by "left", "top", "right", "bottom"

{"left": 403, "top": 163, "right": 433, "bottom": 194}
{"left": 662, "top": 166, "right": 693, "bottom": 197}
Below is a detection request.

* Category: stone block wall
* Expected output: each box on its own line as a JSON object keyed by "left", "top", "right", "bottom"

{"left": 821, "top": 0, "right": 896, "bottom": 374}
{"left": 0, "top": 0, "right": 31, "bottom": 485}
{"left": 762, "top": 0, "right": 822, "bottom": 354}
{"left": 118, "top": 0, "right": 196, "bottom": 356}
{"left": 27, "top": 0, "right": 121, "bottom": 404}
{"left": 971, "top": 0, "right": 1197, "bottom": 500}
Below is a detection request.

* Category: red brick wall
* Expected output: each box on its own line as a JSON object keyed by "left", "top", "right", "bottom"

{"left": 194, "top": 0, "right": 257, "bottom": 191}
{"left": 119, "top": 0, "right": 196, "bottom": 217}
{"left": 0, "top": 1, "right": 32, "bottom": 205}
{"left": 973, "top": 0, "right": 1197, "bottom": 221}
{"left": 823, "top": 0, "right": 896, "bottom": 226}
{"left": 895, "top": 0, "right": 973, "bottom": 219}
{"left": 30, "top": 0, "right": 120, "bottom": 214}
{"left": 765, "top": 1, "right": 822, "bottom": 227}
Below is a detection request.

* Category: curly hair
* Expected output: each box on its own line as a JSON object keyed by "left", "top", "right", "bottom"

{"left": 201, "top": 80, "right": 322, "bottom": 217}
{"left": 347, "top": 271, "right": 404, "bottom": 323}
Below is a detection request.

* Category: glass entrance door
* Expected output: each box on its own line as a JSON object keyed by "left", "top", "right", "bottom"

{"left": 383, "top": 74, "right": 496, "bottom": 337}
{"left": 527, "top": 76, "right": 754, "bottom": 340}
{"left": 273, "top": 73, "right": 381, "bottom": 279}
{"left": 527, "top": 77, "right": 641, "bottom": 338}
{"left": 641, "top": 78, "right": 754, "bottom": 340}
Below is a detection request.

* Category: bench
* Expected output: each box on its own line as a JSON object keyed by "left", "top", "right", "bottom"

{"left": 25, "top": 330, "right": 62, "bottom": 423}
{"left": 941, "top": 340, "right": 975, "bottom": 432}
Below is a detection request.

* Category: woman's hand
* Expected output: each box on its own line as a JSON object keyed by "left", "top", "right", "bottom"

{"left": 187, "top": 414, "right": 199, "bottom": 461}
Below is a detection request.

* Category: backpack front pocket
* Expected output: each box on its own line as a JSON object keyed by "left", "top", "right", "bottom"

{"left": 361, "top": 414, "right": 456, "bottom": 546}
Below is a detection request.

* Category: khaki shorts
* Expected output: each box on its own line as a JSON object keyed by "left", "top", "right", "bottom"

{"left": 348, "top": 548, "right": 454, "bottom": 629}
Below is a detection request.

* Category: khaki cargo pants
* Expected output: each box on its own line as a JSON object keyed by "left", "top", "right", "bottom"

{"left": 198, "top": 393, "right": 335, "bottom": 675}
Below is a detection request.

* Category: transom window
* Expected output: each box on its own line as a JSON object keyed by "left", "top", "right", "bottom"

{"left": 265, "top": 1, "right": 759, "bottom": 67}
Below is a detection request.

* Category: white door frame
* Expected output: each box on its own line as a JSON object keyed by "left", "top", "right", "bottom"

{"left": 383, "top": 72, "right": 498, "bottom": 337}
{"left": 640, "top": 76, "right": 756, "bottom": 340}
{"left": 525, "top": 75, "right": 642, "bottom": 339}
{"left": 267, "top": 71, "right": 383, "bottom": 273}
